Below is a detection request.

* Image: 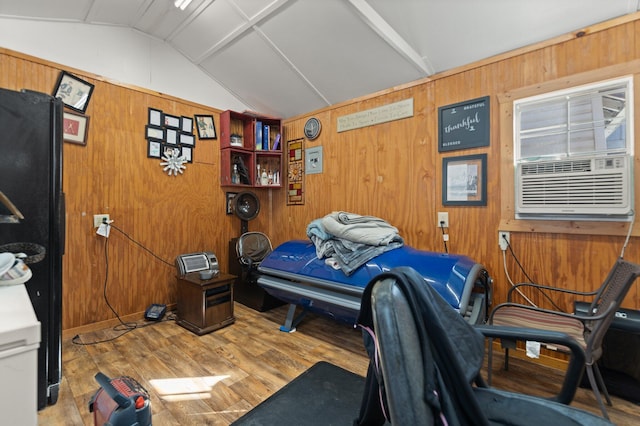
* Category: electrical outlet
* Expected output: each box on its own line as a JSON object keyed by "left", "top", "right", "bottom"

{"left": 437, "top": 212, "right": 449, "bottom": 228}
{"left": 498, "top": 231, "right": 510, "bottom": 251}
{"left": 93, "top": 214, "right": 110, "bottom": 228}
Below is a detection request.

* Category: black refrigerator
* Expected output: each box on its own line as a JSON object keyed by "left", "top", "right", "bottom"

{"left": 0, "top": 87, "right": 64, "bottom": 409}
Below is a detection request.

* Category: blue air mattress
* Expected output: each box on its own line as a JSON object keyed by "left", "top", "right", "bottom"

{"left": 257, "top": 240, "right": 491, "bottom": 329}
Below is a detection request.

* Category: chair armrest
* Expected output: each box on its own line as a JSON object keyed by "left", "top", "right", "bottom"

{"left": 507, "top": 282, "right": 598, "bottom": 302}
{"left": 475, "top": 324, "right": 586, "bottom": 404}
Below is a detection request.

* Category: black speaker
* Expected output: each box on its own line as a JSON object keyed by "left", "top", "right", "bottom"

{"left": 232, "top": 191, "right": 260, "bottom": 234}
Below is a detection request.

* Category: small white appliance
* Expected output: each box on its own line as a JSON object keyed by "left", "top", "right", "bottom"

{"left": 0, "top": 284, "right": 41, "bottom": 425}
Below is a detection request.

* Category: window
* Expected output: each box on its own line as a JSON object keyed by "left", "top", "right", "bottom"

{"left": 515, "top": 78, "right": 631, "bottom": 160}
{"left": 513, "top": 77, "right": 634, "bottom": 220}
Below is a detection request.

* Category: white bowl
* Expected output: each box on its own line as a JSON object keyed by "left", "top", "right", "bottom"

{"left": 0, "top": 252, "right": 14, "bottom": 276}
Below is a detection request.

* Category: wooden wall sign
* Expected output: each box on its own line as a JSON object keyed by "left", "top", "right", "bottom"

{"left": 438, "top": 96, "right": 490, "bottom": 152}
{"left": 337, "top": 98, "right": 413, "bottom": 132}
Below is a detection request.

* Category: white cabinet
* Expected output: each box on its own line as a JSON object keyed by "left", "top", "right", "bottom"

{"left": 0, "top": 284, "right": 41, "bottom": 425}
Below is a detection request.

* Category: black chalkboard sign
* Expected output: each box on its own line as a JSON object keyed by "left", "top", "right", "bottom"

{"left": 438, "top": 96, "right": 490, "bottom": 152}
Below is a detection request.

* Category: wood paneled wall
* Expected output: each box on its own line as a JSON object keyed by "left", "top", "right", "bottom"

{"left": 2, "top": 13, "right": 640, "bottom": 331}
{"left": 276, "top": 16, "right": 640, "bottom": 315}
{"left": 0, "top": 49, "right": 242, "bottom": 329}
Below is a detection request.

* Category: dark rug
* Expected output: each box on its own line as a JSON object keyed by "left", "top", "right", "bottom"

{"left": 231, "top": 361, "right": 365, "bottom": 425}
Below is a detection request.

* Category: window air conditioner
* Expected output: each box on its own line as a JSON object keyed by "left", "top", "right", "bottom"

{"left": 516, "top": 155, "right": 632, "bottom": 218}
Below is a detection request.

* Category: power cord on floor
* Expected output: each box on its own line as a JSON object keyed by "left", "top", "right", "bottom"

{"left": 72, "top": 222, "right": 176, "bottom": 345}
{"left": 71, "top": 312, "right": 177, "bottom": 345}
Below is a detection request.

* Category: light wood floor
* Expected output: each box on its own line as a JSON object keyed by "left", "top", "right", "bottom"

{"left": 38, "top": 302, "right": 640, "bottom": 425}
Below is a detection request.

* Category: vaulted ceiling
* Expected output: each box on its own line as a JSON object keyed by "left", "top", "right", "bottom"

{"left": 0, "top": 0, "right": 637, "bottom": 118}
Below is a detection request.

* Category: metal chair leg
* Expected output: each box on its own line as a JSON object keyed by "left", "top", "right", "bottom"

{"left": 593, "top": 364, "right": 612, "bottom": 406}
{"left": 586, "top": 365, "right": 610, "bottom": 420}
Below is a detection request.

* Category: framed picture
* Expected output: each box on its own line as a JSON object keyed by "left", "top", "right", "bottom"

{"left": 165, "top": 128, "right": 178, "bottom": 145}
{"left": 148, "top": 108, "right": 163, "bottom": 127}
{"left": 164, "top": 114, "right": 181, "bottom": 129}
{"left": 181, "top": 116, "right": 193, "bottom": 133}
{"left": 226, "top": 192, "right": 238, "bottom": 215}
{"left": 63, "top": 111, "right": 90, "bottom": 145}
{"left": 438, "top": 96, "right": 490, "bottom": 152}
{"left": 179, "top": 132, "right": 195, "bottom": 146}
{"left": 181, "top": 146, "right": 193, "bottom": 163}
{"left": 147, "top": 140, "right": 162, "bottom": 158}
{"left": 53, "top": 71, "right": 95, "bottom": 113}
{"left": 146, "top": 125, "right": 165, "bottom": 140}
{"left": 195, "top": 114, "right": 216, "bottom": 139}
{"left": 162, "top": 144, "right": 178, "bottom": 158}
{"left": 442, "top": 154, "right": 487, "bottom": 206}
{"left": 287, "top": 138, "right": 305, "bottom": 205}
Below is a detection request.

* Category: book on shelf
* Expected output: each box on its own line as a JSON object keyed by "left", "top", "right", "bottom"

{"left": 255, "top": 120, "right": 263, "bottom": 150}
{"left": 263, "top": 124, "right": 270, "bottom": 150}
{"left": 272, "top": 133, "right": 281, "bottom": 150}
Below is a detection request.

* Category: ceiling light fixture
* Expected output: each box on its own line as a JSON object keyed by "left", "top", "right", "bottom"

{"left": 174, "top": 0, "right": 193, "bottom": 10}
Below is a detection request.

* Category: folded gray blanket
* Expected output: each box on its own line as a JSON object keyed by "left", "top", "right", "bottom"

{"left": 306, "top": 211, "right": 404, "bottom": 275}
{"left": 322, "top": 211, "right": 402, "bottom": 246}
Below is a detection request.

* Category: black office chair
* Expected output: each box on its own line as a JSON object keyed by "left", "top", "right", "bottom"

{"left": 354, "top": 266, "right": 613, "bottom": 426}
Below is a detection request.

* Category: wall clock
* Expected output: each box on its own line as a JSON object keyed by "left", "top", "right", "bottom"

{"left": 304, "top": 117, "right": 321, "bottom": 140}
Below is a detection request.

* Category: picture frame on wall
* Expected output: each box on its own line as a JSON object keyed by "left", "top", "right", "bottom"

{"left": 442, "top": 154, "right": 487, "bottom": 206}
{"left": 164, "top": 114, "right": 181, "bottom": 129}
{"left": 226, "top": 192, "right": 237, "bottom": 215}
{"left": 181, "top": 116, "right": 193, "bottom": 133}
{"left": 147, "top": 140, "right": 162, "bottom": 158}
{"left": 165, "top": 128, "right": 178, "bottom": 145}
{"left": 62, "top": 111, "right": 90, "bottom": 145}
{"left": 146, "top": 125, "right": 165, "bottom": 140}
{"left": 162, "top": 144, "right": 178, "bottom": 158}
{"left": 148, "top": 108, "right": 163, "bottom": 127}
{"left": 181, "top": 146, "right": 193, "bottom": 163}
{"left": 179, "top": 132, "right": 195, "bottom": 147}
{"left": 194, "top": 114, "right": 216, "bottom": 139}
{"left": 438, "top": 96, "right": 490, "bottom": 152}
{"left": 53, "top": 71, "right": 95, "bottom": 113}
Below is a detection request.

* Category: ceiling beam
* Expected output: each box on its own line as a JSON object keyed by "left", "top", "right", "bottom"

{"left": 191, "top": 0, "right": 289, "bottom": 64}
{"left": 347, "top": 0, "right": 434, "bottom": 76}
{"left": 251, "top": 25, "right": 332, "bottom": 107}
{"left": 187, "top": 0, "right": 331, "bottom": 107}
{"left": 166, "top": 0, "right": 215, "bottom": 42}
